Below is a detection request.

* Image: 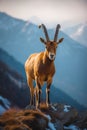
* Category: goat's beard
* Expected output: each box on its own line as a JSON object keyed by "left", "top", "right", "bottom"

{"left": 49, "top": 57, "right": 55, "bottom": 61}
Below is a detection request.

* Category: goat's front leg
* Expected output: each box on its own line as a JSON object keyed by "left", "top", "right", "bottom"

{"left": 35, "top": 76, "right": 42, "bottom": 108}
{"left": 26, "top": 75, "right": 34, "bottom": 106}
{"left": 46, "top": 77, "right": 52, "bottom": 107}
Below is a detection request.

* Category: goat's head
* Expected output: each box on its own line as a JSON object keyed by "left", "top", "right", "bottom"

{"left": 39, "top": 24, "right": 64, "bottom": 61}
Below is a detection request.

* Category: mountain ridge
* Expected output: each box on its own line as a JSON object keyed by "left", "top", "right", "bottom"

{"left": 63, "top": 23, "right": 87, "bottom": 47}
{"left": 0, "top": 48, "right": 25, "bottom": 78}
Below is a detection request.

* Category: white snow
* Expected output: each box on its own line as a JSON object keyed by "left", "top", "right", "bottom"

{"left": 45, "top": 114, "right": 51, "bottom": 121}
{"left": 45, "top": 114, "right": 56, "bottom": 130}
{"left": 64, "top": 105, "right": 71, "bottom": 112}
{"left": 48, "top": 122, "right": 56, "bottom": 130}
{"left": 51, "top": 106, "right": 57, "bottom": 111}
{"left": 64, "top": 125, "right": 79, "bottom": 130}
{"left": 71, "top": 25, "right": 84, "bottom": 38}
{"left": 70, "top": 24, "right": 87, "bottom": 47}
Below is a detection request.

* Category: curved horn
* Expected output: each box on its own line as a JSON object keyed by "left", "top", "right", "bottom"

{"left": 54, "top": 24, "right": 61, "bottom": 42}
{"left": 39, "top": 24, "right": 49, "bottom": 42}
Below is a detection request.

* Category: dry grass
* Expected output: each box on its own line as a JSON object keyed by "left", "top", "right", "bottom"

{"left": 0, "top": 108, "right": 48, "bottom": 130}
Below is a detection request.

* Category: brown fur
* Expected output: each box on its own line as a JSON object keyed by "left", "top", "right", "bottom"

{"left": 4, "top": 124, "right": 30, "bottom": 130}
{"left": 0, "top": 109, "right": 48, "bottom": 130}
{"left": 25, "top": 24, "right": 64, "bottom": 108}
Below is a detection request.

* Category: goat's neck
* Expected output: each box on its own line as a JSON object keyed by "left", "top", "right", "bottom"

{"left": 43, "top": 51, "right": 54, "bottom": 65}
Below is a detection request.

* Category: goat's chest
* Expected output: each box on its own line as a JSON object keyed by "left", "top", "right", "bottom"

{"left": 34, "top": 61, "right": 55, "bottom": 79}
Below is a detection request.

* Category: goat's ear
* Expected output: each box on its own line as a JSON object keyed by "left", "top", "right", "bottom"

{"left": 40, "top": 37, "right": 46, "bottom": 45}
{"left": 57, "top": 38, "right": 64, "bottom": 44}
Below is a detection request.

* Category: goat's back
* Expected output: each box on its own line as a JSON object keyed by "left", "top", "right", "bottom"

{"left": 25, "top": 53, "right": 38, "bottom": 79}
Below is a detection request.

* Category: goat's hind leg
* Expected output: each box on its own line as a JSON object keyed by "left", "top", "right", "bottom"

{"left": 46, "top": 78, "right": 52, "bottom": 107}
{"left": 27, "top": 75, "right": 34, "bottom": 106}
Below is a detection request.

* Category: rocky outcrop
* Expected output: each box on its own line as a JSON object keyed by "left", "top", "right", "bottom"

{"left": 0, "top": 103, "right": 86, "bottom": 130}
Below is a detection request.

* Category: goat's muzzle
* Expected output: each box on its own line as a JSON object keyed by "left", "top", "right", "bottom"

{"left": 49, "top": 53, "right": 56, "bottom": 60}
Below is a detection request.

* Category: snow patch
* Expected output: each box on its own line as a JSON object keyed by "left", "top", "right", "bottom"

{"left": 51, "top": 105, "right": 57, "bottom": 111}
{"left": 45, "top": 114, "right": 51, "bottom": 121}
{"left": 70, "top": 24, "right": 87, "bottom": 46}
{"left": 45, "top": 114, "right": 56, "bottom": 130}
{"left": 64, "top": 105, "right": 71, "bottom": 112}
{"left": 64, "top": 125, "right": 79, "bottom": 130}
{"left": 48, "top": 122, "right": 56, "bottom": 130}
{"left": 72, "top": 25, "right": 84, "bottom": 36}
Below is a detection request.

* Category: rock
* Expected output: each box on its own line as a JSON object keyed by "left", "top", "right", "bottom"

{"left": 40, "top": 103, "right": 78, "bottom": 125}
{"left": 53, "top": 120, "right": 63, "bottom": 130}
{"left": 58, "top": 106, "right": 78, "bottom": 125}
{"left": 0, "top": 126, "right": 3, "bottom": 130}
{"left": 74, "top": 110, "right": 87, "bottom": 129}
{"left": 0, "top": 103, "right": 86, "bottom": 130}
{"left": 25, "top": 105, "right": 36, "bottom": 110}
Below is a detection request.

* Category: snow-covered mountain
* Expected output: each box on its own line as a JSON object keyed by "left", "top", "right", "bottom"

{"left": 63, "top": 23, "right": 87, "bottom": 47}
{"left": 0, "top": 12, "right": 87, "bottom": 108}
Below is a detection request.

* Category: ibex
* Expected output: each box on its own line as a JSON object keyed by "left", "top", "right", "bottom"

{"left": 25, "top": 24, "right": 64, "bottom": 108}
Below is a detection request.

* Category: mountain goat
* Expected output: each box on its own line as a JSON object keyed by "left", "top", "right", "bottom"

{"left": 25, "top": 24, "right": 64, "bottom": 108}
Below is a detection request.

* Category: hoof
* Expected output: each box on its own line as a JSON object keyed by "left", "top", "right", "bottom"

{"left": 25, "top": 104, "right": 36, "bottom": 110}
{"left": 46, "top": 103, "right": 50, "bottom": 108}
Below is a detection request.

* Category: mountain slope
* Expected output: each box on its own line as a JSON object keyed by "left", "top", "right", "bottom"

{"left": 0, "top": 61, "right": 30, "bottom": 108}
{"left": 0, "top": 48, "right": 25, "bottom": 78}
{"left": 63, "top": 23, "right": 87, "bottom": 46}
{"left": 0, "top": 96, "right": 11, "bottom": 115}
{"left": 0, "top": 12, "right": 87, "bottom": 107}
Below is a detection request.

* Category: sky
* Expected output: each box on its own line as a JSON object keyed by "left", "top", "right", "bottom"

{"left": 0, "top": 0, "right": 87, "bottom": 28}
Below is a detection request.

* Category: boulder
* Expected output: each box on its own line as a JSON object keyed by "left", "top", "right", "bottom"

{"left": 74, "top": 110, "right": 87, "bottom": 129}
{"left": 40, "top": 103, "right": 78, "bottom": 125}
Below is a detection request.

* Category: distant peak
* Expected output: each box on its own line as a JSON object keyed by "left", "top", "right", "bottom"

{"left": 29, "top": 16, "right": 42, "bottom": 25}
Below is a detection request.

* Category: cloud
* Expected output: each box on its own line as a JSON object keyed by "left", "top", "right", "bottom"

{"left": 0, "top": 0, "right": 87, "bottom": 27}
